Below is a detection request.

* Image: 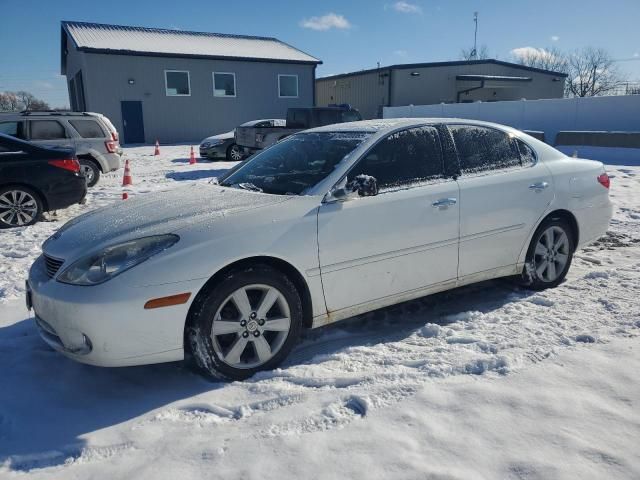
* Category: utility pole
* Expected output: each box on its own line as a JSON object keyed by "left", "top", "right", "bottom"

{"left": 472, "top": 12, "right": 479, "bottom": 59}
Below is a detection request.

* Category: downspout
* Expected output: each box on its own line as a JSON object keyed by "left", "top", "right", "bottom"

{"left": 387, "top": 68, "right": 393, "bottom": 107}
{"left": 312, "top": 64, "right": 317, "bottom": 107}
{"left": 456, "top": 79, "right": 485, "bottom": 103}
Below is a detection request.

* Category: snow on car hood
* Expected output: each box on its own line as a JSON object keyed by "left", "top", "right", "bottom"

{"left": 42, "top": 184, "right": 288, "bottom": 260}
{"left": 202, "top": 131, "right": 234, "bottom": 143}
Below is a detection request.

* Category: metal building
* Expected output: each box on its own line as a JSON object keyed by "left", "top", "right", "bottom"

{"left": 60, "top": 21, "right": 321, "bottom": 143}
{"left": 316, "top": 60, "right": 567, "bottom": 119}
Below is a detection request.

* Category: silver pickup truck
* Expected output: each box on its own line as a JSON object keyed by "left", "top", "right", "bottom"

{"left": 235, "top": 106, "right": 361, "bottom": 154}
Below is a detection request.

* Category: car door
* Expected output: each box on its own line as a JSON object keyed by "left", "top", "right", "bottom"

{"left": 448, "top": 124, "right": 554, "bottom": 278}
{"left": 27, "top": 119, "right": 75, "bottom": 150}
{"left": 317, "top": 126, "right": 460, "bottom": 315}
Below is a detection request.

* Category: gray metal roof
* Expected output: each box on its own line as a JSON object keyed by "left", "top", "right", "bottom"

{"left": 62, "top": 21, "right": 321, "bottom": 65}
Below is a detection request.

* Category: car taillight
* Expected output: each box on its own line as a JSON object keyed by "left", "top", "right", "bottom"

{"left": 111, "top": 131, "right": 119, "bottom": 142}
{"left": 48, "top": 159, "right": 80, "bottom": 173}
{"left": 597, "top": 173, "right": 610, "bottom": 189}
{"left": 105, "top": 140, "right": 117, "bottom": 153}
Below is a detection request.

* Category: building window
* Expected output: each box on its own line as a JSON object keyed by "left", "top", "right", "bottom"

{"left": 278, "top": 74, "right": 298, "bottom": 98}
{"left": 213, "top": 72, "right": 236, "bottom": 97}
{"left": 165, "top": 70, "right": 191, "bottom": 96}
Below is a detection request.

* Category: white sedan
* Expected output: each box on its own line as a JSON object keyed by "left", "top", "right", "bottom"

{"left": 27, "top": 119, "right": 612, "bottom": 380}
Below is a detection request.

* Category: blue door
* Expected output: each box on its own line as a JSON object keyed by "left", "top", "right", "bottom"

{"left": 120, "top": 101, "right": 145, "bottom": 144}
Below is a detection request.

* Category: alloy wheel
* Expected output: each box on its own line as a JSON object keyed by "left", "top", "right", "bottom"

{"left": 80, "top": 164, "right": 95, "bottom": 185}
{"left": 230, "top": 145, "right": 243, "bottom": 161}
{"left": 211, "top": 284, "right": 291, "bottom": 369}
{"left": 533, "top": 225, "right": 570, "bottom": 282}
{"left": 0, "top": 190, "right": 39, "bottom": 227}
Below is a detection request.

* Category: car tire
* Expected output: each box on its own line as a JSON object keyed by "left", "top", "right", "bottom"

{"left": 226, "top": 144, "right": 243, "bottom": 162}
{"left": 79, "top": 158, "right": 101, "bottom": 187}
{"left": 186, "top": 264, "right": 303, "bottom": 381}
{"left": 519, "top": 217, "right": 575, "bottom": 290}
{"left": 0, "top": 185, "right": 43, "bottom": 229}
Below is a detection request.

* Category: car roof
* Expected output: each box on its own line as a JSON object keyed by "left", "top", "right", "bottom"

{"left": 305, "top": 117, "right": 522, "bottom": 134}
{"left": 239, "top": 118, "right": 285, "bottom": 127}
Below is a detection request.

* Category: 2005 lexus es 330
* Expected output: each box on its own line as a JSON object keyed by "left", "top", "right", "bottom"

{"left": 27, "top": 119, "right": 612, "bottom": 379}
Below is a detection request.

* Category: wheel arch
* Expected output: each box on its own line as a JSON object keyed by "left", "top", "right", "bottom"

{"left": 184, "top": 255, "right": 314, "bottom": 349}
{"left": 542, "top": 209, "right": 579, "bottom": 250}
{"left": 0, "top": 182, "right": 48, "bottom": 211}
{"left": 78, "top": 153, "right": 104, "bottom": 172}
{"left": 520, "top": 208, "right": 580, "bottom": 265}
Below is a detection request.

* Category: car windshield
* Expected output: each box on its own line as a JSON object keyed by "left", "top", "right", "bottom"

{"left": 220, "top": 132, "right": 371, "bottom": 195}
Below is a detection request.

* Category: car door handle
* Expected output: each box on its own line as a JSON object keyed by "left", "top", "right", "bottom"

{"left": 432, "top": 198, "right": 457, "bottom": 207}
{"left": 529, "top": 181, "right": 549, "bottom": 190}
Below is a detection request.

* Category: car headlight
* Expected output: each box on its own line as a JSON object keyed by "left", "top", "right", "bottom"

{"left": 57, "top": 234, "right": 179, "bottom": 286}
{"left": 201, "top": 142, "right": 211, "bottom": 148}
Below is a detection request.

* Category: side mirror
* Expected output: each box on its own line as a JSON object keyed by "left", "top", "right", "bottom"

{"left": 324, "top": 175, "right": 379, "bottom": 203}
{"left": 347, "top": 174, "right": 378, "bottom": 197}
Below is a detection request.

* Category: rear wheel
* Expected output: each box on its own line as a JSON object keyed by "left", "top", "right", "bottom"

{"left": 0, "top": 186, "right": 43, "bottom": 228}
{"left": 79, "top": 158, "right": 101, "bottom": 187}
{"left": 226, "top": 144, "right": 243, "bottom": 162}
{"left": 520, "top": 218, "right": 574, "bottom": 290}
{"left": 186, "top": 265, "right": 303, "bottom": 380}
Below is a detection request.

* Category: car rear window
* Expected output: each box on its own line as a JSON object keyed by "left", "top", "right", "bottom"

{"left": 69, "top": 119, "right": 106, "bottom": 138}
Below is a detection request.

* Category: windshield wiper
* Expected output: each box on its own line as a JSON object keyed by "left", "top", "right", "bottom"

{"left": 233, "top": 182, "right": 263, "bottom": 193}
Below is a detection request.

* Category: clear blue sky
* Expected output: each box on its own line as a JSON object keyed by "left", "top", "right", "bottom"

{"left": 1, "top": 0, "right": 639, "bottom": 108}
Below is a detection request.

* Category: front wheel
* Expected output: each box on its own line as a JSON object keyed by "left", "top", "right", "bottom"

{"left": 226, "top": 144, "right": 243, "bottom": 162}
{"left": 520, "top": 218, "right": 574, "bottom": 290}
{"left": 186, "top": 265, "right": 303, "bottom": 380}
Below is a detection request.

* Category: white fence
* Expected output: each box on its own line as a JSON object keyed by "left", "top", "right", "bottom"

{"left": 384, "top": 95, "right": 640, "bottom": 165}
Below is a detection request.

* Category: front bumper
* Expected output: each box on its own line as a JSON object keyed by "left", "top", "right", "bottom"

{"left": 27, "top": 255, "right": 203, "bottom": 367}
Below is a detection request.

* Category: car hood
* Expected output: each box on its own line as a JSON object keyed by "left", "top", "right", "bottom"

{"left": 42, "top": 184, "right": 289, "bottom": 260}
{"left": 202, "top": 131, "right": 234, "bottom": 143}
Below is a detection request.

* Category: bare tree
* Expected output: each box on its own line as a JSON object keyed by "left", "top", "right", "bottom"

{"left": 460, "top": 45, "right": 490, "bottom": 61}
{"left": 0, "top": 90, "right": 50, "bottom": 111}
{"left": 0, "top": 92, "right": 20, "bottom": 111}
{"left": 511, "top": 46, "right": 568, "bottom": 73}
{"left": 565, "top": 47, "right": 625, "bottom": 97}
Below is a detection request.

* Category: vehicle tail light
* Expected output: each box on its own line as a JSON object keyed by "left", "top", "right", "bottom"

{"left": 48, "top": 159, "right": 80, "bottom": 173}
{"left": 111, "top": 131, "right": 119, "bottom": 142}
{"left": 597, "top": 173, "right": 610, "bottom": 189}
{"left": 105, "top": 140, "right": 117, "bottom": 153}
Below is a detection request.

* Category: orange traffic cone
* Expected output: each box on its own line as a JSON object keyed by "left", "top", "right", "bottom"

{"left": 189, "top": 146, "right": 197, "bottom": 165}
{"left": 154, "top": 140, "right": 160, "bottom": 156}
{"left": 122, "top": 159, "right": 133, "bottom": 186}
{"left": 122, "top": 159, "right": 132, "bottom": 200}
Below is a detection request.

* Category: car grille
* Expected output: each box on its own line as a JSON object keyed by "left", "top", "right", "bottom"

{"left": 44, "top": 254, "right": 65, "bottom": 278}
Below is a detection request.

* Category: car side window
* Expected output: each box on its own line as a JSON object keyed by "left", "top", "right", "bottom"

{"left": 0, "top": 121, "right": 26, "bottom": 139}
{"left": 69, "top": 119, "right": 106, "bottom": 138}
{"left": 515, "top": 138, "right": 536, "bottom": 167}
{"left": 29, "top": 120, "right": 67, "bottom": 140}
{"left": 349, "top": 126, "right": 444, "bottom": 190}
{"left": 449, "top": 125, "right": 521, "bottom": 174}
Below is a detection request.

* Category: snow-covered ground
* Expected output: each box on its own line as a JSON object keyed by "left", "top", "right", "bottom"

{"left": 0, "top": 146, "right": 639, "bottom": 479}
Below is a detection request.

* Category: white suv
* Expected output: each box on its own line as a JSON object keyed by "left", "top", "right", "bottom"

{"left": 0, "top": 111, "right": 121, "bottom": 187}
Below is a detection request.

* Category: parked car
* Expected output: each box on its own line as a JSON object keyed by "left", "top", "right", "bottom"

{"left": 0, "top": 111, "right": 121, "bottom": 187}
{"left": 199, "top": 119, "right": 285, "bottom": 161}
{"left": 235, "top": 106, "right": 361, "bottom": 154}
{"left": 0, "top": 133, "right": 86, "bottom": 228}
{"left": 27, "top": 119, "right": 612, "bottom": 380}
